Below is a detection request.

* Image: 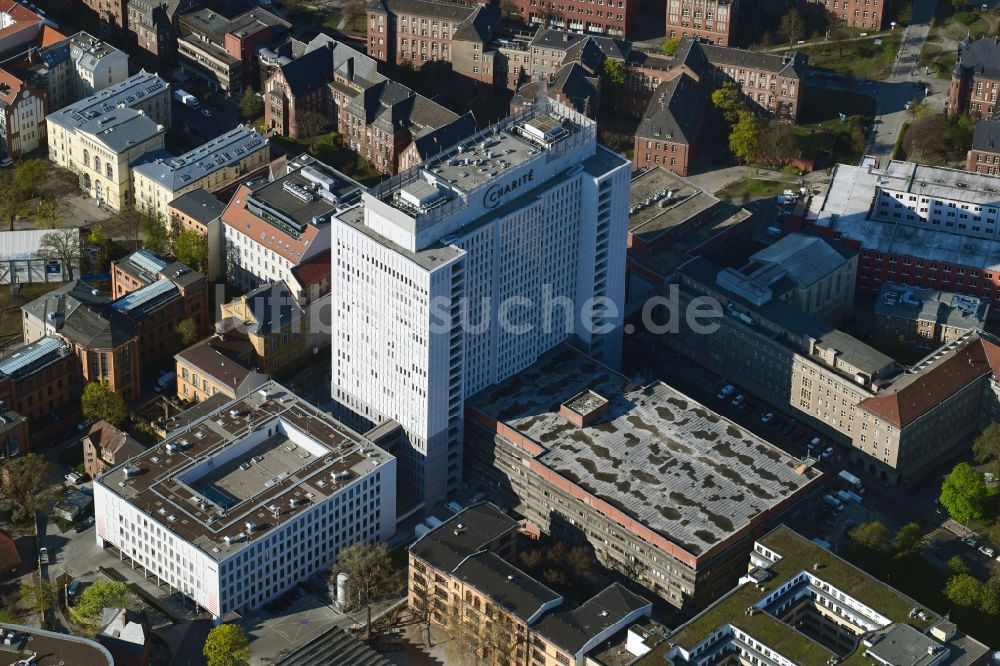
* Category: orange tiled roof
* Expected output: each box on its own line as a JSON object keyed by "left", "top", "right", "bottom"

{"left": 39, "top": 24, "right": 67, "bottom": 46}
{"left": 0, "top": 69, "right": 25, "bottom": 106}
{"left": 220, "top": 184, "right": 320, "bottom": 265}
{"left": 859, "top": 336, "right": 1000, "bottom": 427}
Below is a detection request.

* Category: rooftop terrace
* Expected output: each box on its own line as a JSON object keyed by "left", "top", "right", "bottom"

{"left": 97, "top": 382, "right": 392, "bottom": 562}
{"left": 468, "top": 346, "right": 821, "bottom": 559}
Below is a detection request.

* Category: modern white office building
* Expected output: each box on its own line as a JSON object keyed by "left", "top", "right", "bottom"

{"left": 93, "top": 382, "right": 396, "bottom": 619}
{"left": 330, "top": 98, "right": 631, "bottom": 506}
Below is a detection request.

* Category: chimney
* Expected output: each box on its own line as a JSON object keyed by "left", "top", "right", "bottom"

{"left": 562, "top": 33, "right": 569, "bottom": 42}
{"left": 120, "top": 610, "right": 128, "bottom": 628}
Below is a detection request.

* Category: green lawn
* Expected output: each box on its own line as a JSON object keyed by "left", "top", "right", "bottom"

{"left": 715, "top": 177, "right": 789, "bottom": 202}
{"left": 272, "top": 133, "right": 385, "bottom": 187}
{"left": 797, "top": 33, "right": 902, "bottom": 80}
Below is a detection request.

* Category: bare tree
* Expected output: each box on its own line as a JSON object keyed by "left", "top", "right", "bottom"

{"left": 38, "top": 228, "right": 81, "bottom": 281}
{"left": 296, "top": 111, "right": 331, "bottom": 141}
{"left": 328, "top": 542, "right": 400, "bottom": 637}
{"left": 444, "top": 606, "right": 522, "bottom": 666}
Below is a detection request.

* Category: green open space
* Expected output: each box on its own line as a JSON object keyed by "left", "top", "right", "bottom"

{"left": 271, "top": 132, "right": 385, "bottom": 187}
{"left": 796, "top": 32, "right": 902, "bottom": 80}
{"left": 715, "top": 177, "right": 789, "bottom": 202}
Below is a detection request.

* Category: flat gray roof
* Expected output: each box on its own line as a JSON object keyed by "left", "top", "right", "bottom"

{"left": 875, "top": 283, "right": 989, "bottom": 331}
{"left": 77, "top": 107, "right": 163, "bottom": 153}
{"left": 469, "top": 345, "right": 821, "bottom": 558}
{"left": 97, "top": 381, "right": 392, "bottom": 562}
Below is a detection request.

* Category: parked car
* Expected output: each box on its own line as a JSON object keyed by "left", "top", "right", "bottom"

{"left": 38, "top": 547, "right": 48, "bottom": 565}
{"left": 200, "top": 107, "right": 213, "bottom": 117}
{"left": 68, "top": 580, "right": 80, "bottom": 603}
{"left": 731, "top": 394, "right": 745, "bottom": 407}
{"left": 962, "top": 537, "right": 978, "bottom": 548}
{"left": 64, "top": 472, "right": 82, "bottom": 485}
{"left": 716, "top": 384, "right": 735, "bottom": 400}
{"left": 821, "top": 446, "right": 834, "bottom": 459}
{"left": 980, "top": 545, "right": 996, "bottom": 558}
{"left": 760, "top": 412, "right": 774, "bottom": 424}
{"left": 0, "top": 156, "right": 12, "bottom": 168}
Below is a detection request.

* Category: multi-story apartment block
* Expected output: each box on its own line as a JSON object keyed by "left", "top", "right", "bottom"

{"left": 517, "top": 28, "right": 630, "bottom": 88}
{"left": 221, "top": 154, "right": 363, "bottom": 302}
{"left": 633, "top": 73, "right": 705, "bottom": 176}
{"left": 949, "top": 36, "right": 1000, "bottom": 118}
{"left": 639, "top": 526, "right": 989, "bottom": 665}
{"left": 409, "top": 503, "right": 653, "bottom": 666}
{"left": 816, "top": 157, "right": 1000, "bottom": 305}
{"left": 46, "top": 72, "right": 171, "bottom": 210}
{"left": 178, "top": 8, "right": 289, "bottom": 93}
{"left": 93, "top": 382, "right": 397, "bottom": 619}
{"left": 127, "top": 0, "right": 201, "bottom": 61}
{"left": 82, "top": 420, "right": 145, "bottom": 478}
{"left": 330, "top": 100, "right": 630, "bottom": 507}
{"left": 466, "top": 345, "right": 824, "bottom": 612}
{"left": 23, "top": 260, "right": 207, "bottom": 401}
{"left": 0, "top": 0, "right": 43, "bottom": 56}
{"left": 873, "top": 283, "right": 988, "bottom": 350}
{"left": 700, "top": 44, "right": 806, "bottom": 122}
{"left": 174, "top": 330, "right": 267, "bottom": 403}
{"left": 82, "top": 0, "right": 127, "bottom": 32}
{"left": 367, "top": 0, "right": 500, "bottom": 84}
{"left": 510, "top": 61, "right": 601, "bottom": 117}
{"left": 0, "top": 335, "right": 80, "bottom": 451}
{"left": 666, "top": 0, "right": 737, "bottom": 45}
{"left": 0, "top": 69, "right": 44, "bottom": 156}
{"left": 967, "top": 117, "right": 1000, "bottom": 174}
{"left": 4, "top": 31, "right": 128, "bottom": 114}
{"left": 219, "top": 281, "right": 305, "bottom": 375}
{"left": 167, "top": 187, "right": 225, "bottom": 235}
{"left": 505, "top": 0, "right": 635, "bottom": 37}
{"left": 132, "top": 126, "right": 270, "bottom": 221}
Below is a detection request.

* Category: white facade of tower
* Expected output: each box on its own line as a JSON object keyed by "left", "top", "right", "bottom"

{"left": 331, "top": 99, "right": 630, "bottom": 506}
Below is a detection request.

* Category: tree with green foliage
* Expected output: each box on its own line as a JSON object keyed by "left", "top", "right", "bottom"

{"left": 175, "top": 229, "right": 208, "bottom": 274}
{"left": 980, "top": 580, "right": 1000, "bottom": 615}
{"left": 141, "top": 213, "right": 169, "bottom": 255}
{"left": 0, "top": 454, "right": 58, "bottom": 523}
{"left": 600, "top": 59, "right": 626, "bottom": 113}
{"left": 35, "top": 199, "right": 60, "bottom": 229}
{"left": 0, "top": 170, "right": 28, "bottom": 231}
{"left": 661, "top": 36, "right": 681, "bottom": 55}
{"left": 849, "top": 520, "right": 892, "bottom": 552}
{"left": 945, "top": 573, "right": 981, "bottom": 607}
{"left": 238, "top": 87, "right": 264, "bottom": 121}
{"left": 175, "top": 318, "right": 200, "bottom": 349}
{"left": 38, "top": 228, "right": 80, "bottom": 280}
{"left": 778, "top": 8, "right": 805, "bottom": 44}
{"left": 203, "top": 623, "right": 250, "bottom": 666}
{"left": 87, "top": 223, "right": 113, "bottom": 273}
{"left": 329, "top": 541, "right": 399, "bottom": 636}
{"left": 81, "top": 381, "right": 127, "bottom": 427}
{"left": 729, "top": 110, "right": 762, "bottom": 165}
{"left": 947, "top": 555, "right": 971, "bottom": 575}
{"left": 952, "top": 0, "right": 969, "bottom": 11}
{"left": 940, "top": 462, "right": 988, "bottom": 523}
{"left": 18, "top": 576, "right": 54, "bottom": 613}
{"left": 74, "top": 580, "right": 129, "bottom": 620}
{"left": 13, "top": 159, "right": 48, "bottom": 198}
{"left": 973, "top": 422, "right": 1000, "bottom": 476}
{"left": 711, "top": 81, "right": 746, "bottom": 122}
{"left": 893, "top": 522, "right": 924, "bottom": 554}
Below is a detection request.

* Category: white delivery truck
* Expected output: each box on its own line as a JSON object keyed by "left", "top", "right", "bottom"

{"left": 838, "top": 470, "right": 865, "bottom": 494}
{"left": 174, "top": 89, "right": 200, "bottom": 108}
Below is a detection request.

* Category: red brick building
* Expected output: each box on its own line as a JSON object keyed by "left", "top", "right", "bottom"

{"left": 806, "top": 0, "right": 886, "bottom": 29}
{"left": 21, "top": 256, "right": 207, "bottom": 402}
{"left": 82, "top": 0, "right": 127, "bottom": 32}
{"left": 509, "top": 0, "right": 636, "bottom": 38}
{"left": 949, "top": 36, "right": 1000, "bottom": 119}
{"left": 666, "top": 0, "right": 737, "bottom": 45}
{"left": 633, "top": 73, "right": 705, "bottom": 176}
{"left": 127, "top": 0, "right": 201, "bottom": 60}
{"left": 82, "top": 420, "right": 145, "bottom": 478}
{"left": 967, "top": 118, "right": 1000, "bottom": 174}
{"left": 0, "top": 336, "right": 78, "bottom": 453}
